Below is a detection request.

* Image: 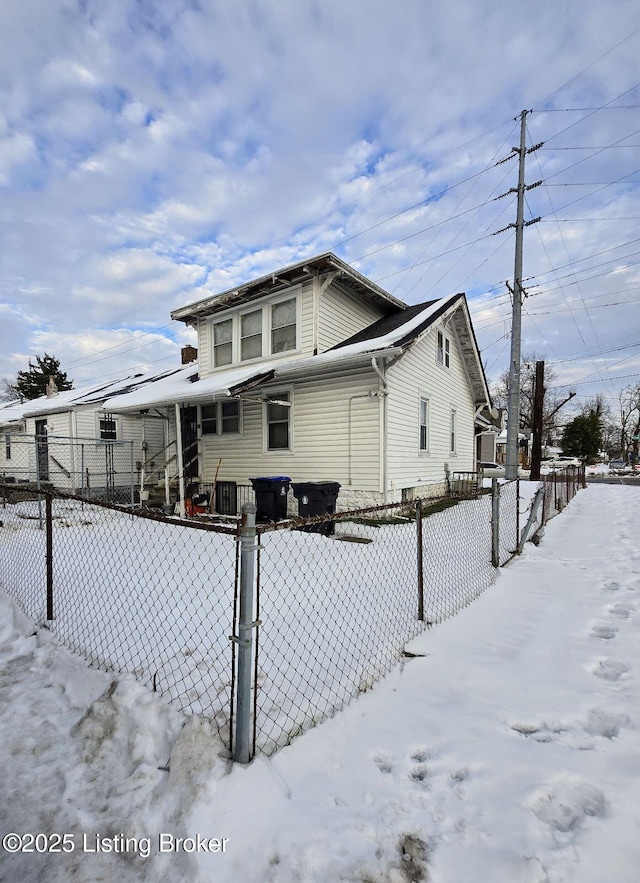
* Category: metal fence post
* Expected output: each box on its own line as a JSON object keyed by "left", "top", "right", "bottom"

{"left": 416, "top": 500, "right": 424, "bottom": 621}
{"left": 46, "top": 494, "right": 54, "bottom": 620}
{"left": 234, "top": 501, "right": 258, "bottom": 764}
{"left": 491, "top": 478, "right": 500, "bottom": 567}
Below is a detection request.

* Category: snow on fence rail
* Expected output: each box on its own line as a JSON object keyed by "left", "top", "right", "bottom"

{"left": 0, "top": 469, "right": 584, "bottom": 760}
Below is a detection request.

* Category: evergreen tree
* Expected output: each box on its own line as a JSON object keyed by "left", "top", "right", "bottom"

{"left": 14, "top": 354, "right": 73, "bottom": 401}
{"left": 561, "top": 410, "right": 602, "bottom": 462}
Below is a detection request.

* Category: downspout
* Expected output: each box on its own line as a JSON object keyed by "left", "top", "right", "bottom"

{"left": 371, "top": 357, "right": 389, "bottom": 502}
{"left": 175, "top": 404, "right": 186, "bottom": 518}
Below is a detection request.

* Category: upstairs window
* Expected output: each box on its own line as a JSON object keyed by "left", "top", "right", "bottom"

{"left": 271, "top": 299, "right": 296, "bottom": 354}
{"left": 437, "top": 331, "right": 450, "bottom": 368}
{"left": 213, "top": 318, "right": 233, "bottom": 367}
{"left": 240, "top": 310, "right": 263, "bottom": 361}
{"left": 209, "top": 292, "right": 299, "bottom": 369}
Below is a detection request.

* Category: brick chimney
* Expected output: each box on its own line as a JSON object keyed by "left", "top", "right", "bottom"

{"left": 181, "top": 345, "right": 198, "bottom": 365}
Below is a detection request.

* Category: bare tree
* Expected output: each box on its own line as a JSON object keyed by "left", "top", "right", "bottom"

{"left": 0, "top": 378, "right": 19, "bottom": 402}
{"left": 619, "top": 383, "right": 640, "bottom": 463}
{"left": 491, "top": 353, "right": 572, "bottom": 442}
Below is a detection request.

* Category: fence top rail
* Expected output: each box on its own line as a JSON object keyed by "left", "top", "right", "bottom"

{"left": 7, "top": 433, "right": 134, "bottom": 446}
{"left": 257, "top": 493, "right": 451, "bottom": 534}
{"left": 0, "top": 483, "right": 239, "bottom": 536}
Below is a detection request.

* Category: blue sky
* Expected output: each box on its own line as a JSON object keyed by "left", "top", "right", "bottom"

{"left": 1, "top": 0, "right": 639, "bottom": 412}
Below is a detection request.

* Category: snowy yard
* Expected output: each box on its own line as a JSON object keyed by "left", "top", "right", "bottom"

{"left": 2, "top": 483, "right": 639, "bottom": 882}
{"left": 0, "top": 483, "right": 530, "bottom": 755}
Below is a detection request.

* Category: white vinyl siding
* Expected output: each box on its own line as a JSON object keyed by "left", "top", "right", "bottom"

{"left": 386, "top": 326, "right": 475, "bottom": 489}
{"left": 318, "top": 282, "right": 385, "bottom": 352}
{"left": 200, "top": 369, "right": 380, "bottom": 490}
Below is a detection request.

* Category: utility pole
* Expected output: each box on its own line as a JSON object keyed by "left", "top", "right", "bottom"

{"left": 530, "top": 360, "right": 545, "bottom": 481}
{"left": 505, "top": 110, "right": 528, "bottom": 480}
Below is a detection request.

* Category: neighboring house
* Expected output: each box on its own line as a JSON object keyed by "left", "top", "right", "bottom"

{"left": 0, "top": 367, "right": 191, "bottom": 499}
{"left": 105, "top": 253, "right": 491, "bottom": 513}
{"left": 475, "top": 406, "right": 505, "bottom": 464}
{"left": 495, "top": 427, "right": 531, "bottom": 468}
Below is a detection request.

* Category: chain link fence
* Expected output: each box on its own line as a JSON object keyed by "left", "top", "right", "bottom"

{"left": 1, "top": 434, "right": 135, "bottom": 504}
{"left": 0, "top": 471, "right": 584, "bottom": 761}
{"left": 0, "top": 484, "right": 239, "bottom": 748}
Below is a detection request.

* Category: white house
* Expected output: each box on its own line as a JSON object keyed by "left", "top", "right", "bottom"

{"left": 0, "top": 368, "right": 190, "bottom": 500}
{"left": 104, "top": 253, "right": 491, "bottom": 513}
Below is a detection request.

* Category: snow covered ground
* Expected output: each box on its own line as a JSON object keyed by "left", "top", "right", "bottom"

{"left": 1, "top": 483, "right": 639, "bottom": 882}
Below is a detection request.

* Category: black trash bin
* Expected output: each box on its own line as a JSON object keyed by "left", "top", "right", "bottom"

{"left": 291, "top": 481, "right": 341, "bottom": 535}
{"left": 250, "top": 476, "right": 291, "bottom": 522}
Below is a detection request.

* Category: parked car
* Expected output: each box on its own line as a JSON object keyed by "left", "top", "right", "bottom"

{"left": 609, "top": 459, "right": 630, "bottom": 473}
{"left": 550, "top": 456, "right": 582, "bottom": 469}
{"left": 479, "top": 462, "right": 531, "bottom": 479}
{"left": 479, "top": 461, "right": 505, "bottom": 478}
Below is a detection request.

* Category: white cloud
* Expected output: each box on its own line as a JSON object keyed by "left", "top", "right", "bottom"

{"left": 0, "top": 0, "right": 638, "bottom": 409}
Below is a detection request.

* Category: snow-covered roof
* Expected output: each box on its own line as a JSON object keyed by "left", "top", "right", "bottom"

{"left": 0, "top": 400, "right": 27, "bottom": 426}
{"left": 170, "top": 251, "right": 406, "bottom": 322}
{"left": 105, "top": 290, "right": 491, "bottom": 412}
{"left": 0, "top": 366, "right": 191, "bottom": 425}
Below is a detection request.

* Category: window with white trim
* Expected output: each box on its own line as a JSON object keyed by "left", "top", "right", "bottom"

{"left": 99, "top": 414, "right": 117, "bottom": 441}
{"left": 201, "top": 404, "right": 217, "bottom": 435}
{"left": 419, "top": 397, "right": 429, "bottom": 452}
{"left": 240, "top": 309, "right": 263, "bottom": 361}
{"left": 437, "top": 330, "right": 451, "bottom": 368}
{"left": 266, "top": 392, "right": 291, "bottom": 450}
{"left": 213, "top": 318, "right": 233, "bottom": 367}
{"left": 271, "top": 298, "right": 296, "bottom": 354}
{"left": 5, "top": 433, "right": 11, "bottom": 460}
{"left": 221, "top": 400, "right": 240, "bottom": 434}
{"left": 209, "top": 292, "right": 300, "bottom": 369}
{"left": 200, "top": 401, "right": 241, "bottom": 436}
{"left": 450, "top": 408, "right": 457, "bottom": 453}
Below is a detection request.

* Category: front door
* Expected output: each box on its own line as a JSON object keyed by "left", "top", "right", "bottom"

{"left": 35, "top": 419, "right": 49, "bottom": 482}
{"left": 180, "top": 406, "right": 199, "bottom": 485}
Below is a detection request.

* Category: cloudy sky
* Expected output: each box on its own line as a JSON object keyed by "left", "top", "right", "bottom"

{"left": 2, "top": 0, "right": 639, "bottom": 413}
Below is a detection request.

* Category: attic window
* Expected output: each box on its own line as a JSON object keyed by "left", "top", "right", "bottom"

{"left": 241, "top": 309, "right": 263, "bottom": 361}
{"left": 213, "top": 318, "right": 233, "bottom": 367}
{"left": 271, "top": 298, "right": 296, "bottom": 354}
{"left": 437, "top": 331, "right": 450, "bottom": 368}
